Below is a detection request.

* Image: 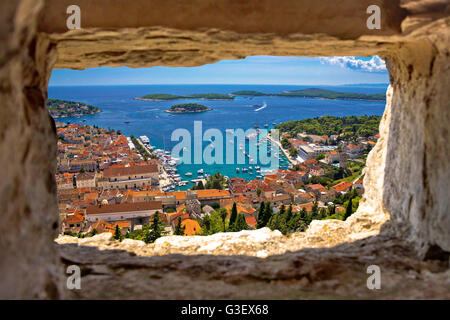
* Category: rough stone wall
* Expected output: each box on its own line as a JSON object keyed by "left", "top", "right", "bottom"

{"left": 0, "top": 0, "right": 62, "bottom": 299}
{"left": 383, "top": 33, "right": 450, "bottom": 257}
{"left": 56, "top": 230, "right": 450, "bottom": 299}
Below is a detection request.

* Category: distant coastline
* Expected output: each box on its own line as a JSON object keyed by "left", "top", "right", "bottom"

{"left": 135, "top": 93, "right": 233, "bottom": 101}
{"left": 47, "top": 98, "right": 101, "bottom": 118}
{"left": 135, "top": 88, "right": 386, "bottom": 102}
{"left": 230, "top": 88, "right": 386, "bottom": 101}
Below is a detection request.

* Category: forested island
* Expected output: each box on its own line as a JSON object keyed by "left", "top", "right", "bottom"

{"left": 275, "top": 115, "right": 382, "bottom": 139}
{"left": 46, "top": 99, "right": 101, "bottom": 118}
{"left": 136, "top": 88, "right": 386, "bottom": 102}
{"left": 165, "top": 103, "right": 213, "bottom": 113}
{"left": 231, "top": 88, "right": 386, "bottom": 101}
{"left": 136, "top": 93, "right": 233, "bottom": 101}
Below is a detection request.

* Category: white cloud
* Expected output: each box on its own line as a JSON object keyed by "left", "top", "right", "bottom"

{"left": 319, "top": 56, "right": 386, "bottom": 72}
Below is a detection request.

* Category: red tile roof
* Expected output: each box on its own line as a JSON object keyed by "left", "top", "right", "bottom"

{"left": 103, "top": 164, "right": 158, "bottom": 178}
{"left": 332, "top": 181, "right": 353, "bottom": 192}
{"left": 86, "top": 201, "right": 162, "bottom": 214}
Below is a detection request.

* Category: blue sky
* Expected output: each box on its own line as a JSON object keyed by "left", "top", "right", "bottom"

{"left": 49, "top": 55, "right": 389, "bottom": 86}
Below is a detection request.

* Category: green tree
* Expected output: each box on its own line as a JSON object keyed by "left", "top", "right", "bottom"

{"left": 146, "top": 211, "right": 166, "bottom": 243}
{"left": 231, "top": 213, "right": 249, "bottom": 232}
{"left": 174, "top": 217, "right": 185, "bottom": 235}
{"left": 315, "top": 153, "right": 325, "bottom": 161}
{"left": 344, "top": 196, "right": 354, "bottom": 220}
{"left": 298, "top": 208, "right": 309, "bottom": 231}
{"left": 229, "top": 202, "right": 238, "bottom": 226}
{"left": 311, "top": 201, "right": 318, "bottom": 218}
{"left": 327, "top": 205, "right": 336, "bottom": 218}
{"left": 219, "top": 208, "right": 228, "bottom": 232}
{"left": 268, "top": 209, "right": 290, "bottom": 235}
{"left": 285, "top": 205, "right": 293, "bottom": 222}
{"left": 259, "top": 202, "right": 273, "bottom": 228}
{"left": 205, "top": 172, "right": 226, "bottom": 190}
{"left": 113, "top": 225, "right": 121, "bottom": 240}
{"left": 279, "top": 204, "right": 286, "bottom": 216}
{"left": 201, "top": 214, "right": 211, "bottom": 234}
{"left": 289, "top": 148, "right": 298, "bottom": 157}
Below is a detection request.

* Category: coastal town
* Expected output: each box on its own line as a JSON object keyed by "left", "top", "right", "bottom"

{"left": 56, "top": 114, "right": 379, "bottom": 241}
{"left": 47, "top": 99, "right": 102, "bottom": 118}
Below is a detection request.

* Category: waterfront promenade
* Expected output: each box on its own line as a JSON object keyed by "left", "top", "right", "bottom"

{"left": 266, "top": 133, "right": 299, "bottom": 166}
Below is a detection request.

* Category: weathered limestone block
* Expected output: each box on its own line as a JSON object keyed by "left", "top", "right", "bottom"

{"left": 382, "top": 36, "right": 450, "bottom": 257}
{"left": 346, "top": 85, "right": 393, "bottom": 237}
{"left": 56, "top": 233, "right": 450, "bottom": 299}
{"left": 0, "top": 0, "right": 61, "bottom": 299}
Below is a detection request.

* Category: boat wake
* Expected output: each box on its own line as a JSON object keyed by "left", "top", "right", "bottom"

{"left": 254, "top": 102, "right": 267, "bottom": 112}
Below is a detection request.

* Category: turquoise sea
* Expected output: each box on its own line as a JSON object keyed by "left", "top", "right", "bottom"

{"left": 48, "top": 84, "right": 388, "bottom": 188}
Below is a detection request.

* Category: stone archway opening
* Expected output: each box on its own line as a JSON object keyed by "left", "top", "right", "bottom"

{"left": 0, "top": 0, "right": 448, "bottom": 299}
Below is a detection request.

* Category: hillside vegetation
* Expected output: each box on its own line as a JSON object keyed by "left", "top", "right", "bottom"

{"left": 275, "top": 115, "right": 381, "bottom": 138}
{"left": 47, "top": 99, "right": 101, "bottom": 118}
{"left": 139, "top": 93, "right": 233, "bottom": 100}
{"left": 231, "top": 88, "right": 386, "bottom": 101}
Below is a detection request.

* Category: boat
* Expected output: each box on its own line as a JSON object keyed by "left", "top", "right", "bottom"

{"left": 185, "top": 172, "right": 193, "bottom": 176}
{"left": 245, "top": 132, "right": 258, "bottom": 140}
{"left": 242, "top": 168, "right": 248, "bottom": 172}
{"left": 197, "top": 169, "right": 204, "bottom": 174}
{"left": 236, "top": 168, "right": 240, "bottom": 173}
{"left": 124, "top": 120, "right": 130, "bottom": 124}
{"left": 168, "top": 160, "right": 178, "bottom": 166}
{"left": 198, "top": 175, "right": 204, "bottom": 179}
{"left": 264, "top": 124, "right": 269, "bottom": 128}
{"left": 249, "top": 166, "right": 252, "bottom": 170}
{"left": 255, "top": 166, "right": 261, "bottom": 170}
